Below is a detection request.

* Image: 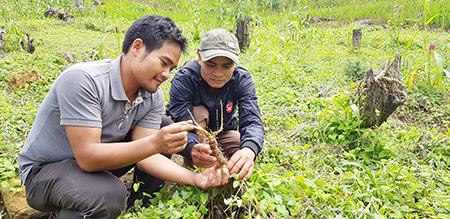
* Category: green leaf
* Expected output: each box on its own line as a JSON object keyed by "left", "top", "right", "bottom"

{"left": 444, "top": 69, "right": 450, "bottom": 78}
{"left": 236, "top": 199, "right": 243, "bottom": 207}
{"left": 233, "top": 180, "right": 240, "bottom": 188}
{"left": 199, "top": 205, "right": 208, "bottom": 214}
{"left": 200, "top": 192, "right": 209, "bottom": 205}
{"left": 133, "top": 182, "right": 139, "bottom": 192}
{"left": 304, "top": 178, "right": 317, "bottom": 189}
{"left": 426, "top": 13, "right": 440, "bottom": 25}
{"left": 224, "top": 198, "right": 232, "bottom": 205}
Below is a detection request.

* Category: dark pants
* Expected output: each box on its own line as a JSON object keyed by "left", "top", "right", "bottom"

{"left": 24, "top": 159, "right": 164, "bottom": 219}
{"left": 25, "top": 159, "right": 127, "bottom": 219}
{"left": 24, "top": 117, "right": 173, "bottom": 219}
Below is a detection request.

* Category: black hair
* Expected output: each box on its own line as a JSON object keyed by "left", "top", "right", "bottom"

{"left": 122, "top": 14, "right": 187, "bottom": 54}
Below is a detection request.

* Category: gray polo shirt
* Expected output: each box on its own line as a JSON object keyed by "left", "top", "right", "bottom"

{"left": 18, "top": 56, "right": 164, "bottom": 183}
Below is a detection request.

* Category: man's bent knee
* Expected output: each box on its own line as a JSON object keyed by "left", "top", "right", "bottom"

{"left": 81, "top": 174, "right": 127, "bottom": 218}
{"left": 218, "top": 130, "right": 241, "bottom": 158}
{"left": 25, "top": 160, "right": 127, "bottom": 218}
{"left": 193, "top": 105, "right": 209, "bottom": 128}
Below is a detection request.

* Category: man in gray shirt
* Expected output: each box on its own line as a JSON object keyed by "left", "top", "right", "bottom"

{"left": 18, "top": 14, "right": 229, "bottom": 218}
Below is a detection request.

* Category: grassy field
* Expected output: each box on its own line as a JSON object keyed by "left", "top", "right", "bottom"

{"left": 1, "top": 0, "right": 449, "bottom": 218}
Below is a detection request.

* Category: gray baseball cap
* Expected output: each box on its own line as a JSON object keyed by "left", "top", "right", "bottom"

{"left": 199, "top": 29, "right": 239, "bottom": 64}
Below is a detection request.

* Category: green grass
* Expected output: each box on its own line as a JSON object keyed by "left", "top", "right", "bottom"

{"left": 306, "top": 0, "right": 450, "bottom": 28}
{"left": 0, "top": 0, "right": 449, "bottom": 218}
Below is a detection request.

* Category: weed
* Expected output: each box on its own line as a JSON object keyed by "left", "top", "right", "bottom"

{"left": 315, "top": 93, "right": 363, "bottom": 148}
{"left": 405, "top": 42, "right": 448, "bottom": 95}
{"left": 343, "top": 60, "right": 365, "bottom": 81}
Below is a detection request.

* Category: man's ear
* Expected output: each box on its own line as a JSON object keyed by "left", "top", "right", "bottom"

{"left": 130, "top": 38, "right": 145, "bottom": 56}
{"left": 197, "top": 51, "right": 202, "bottom": 62}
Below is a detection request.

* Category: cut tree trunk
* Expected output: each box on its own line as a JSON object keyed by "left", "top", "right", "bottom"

{"left": 0, "top": 179, "right": 49, "bottom": 219}
{"left": 357, "top": 54, "right": 406, "bottom": 128}
{"left": 236, "top": 17, "right": 251, "bottom": 51}
{"left": 352, "top": 29, "right": 362, "bottom": 49}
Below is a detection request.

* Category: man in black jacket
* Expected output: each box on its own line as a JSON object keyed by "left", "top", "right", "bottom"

{"left": 167, "top": 29, "right": 264, "bottom": 180}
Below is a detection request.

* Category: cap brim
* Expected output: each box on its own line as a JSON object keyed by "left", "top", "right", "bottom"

{"left": 200, "top": 50, "right": 239, "bottom": 64}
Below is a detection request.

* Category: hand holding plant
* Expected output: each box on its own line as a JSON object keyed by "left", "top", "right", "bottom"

{"left": 191, "top": 143, "right": 217, "bottom": 168}
{"left": 194, "top": 164, "right": 229, "bottom": 189}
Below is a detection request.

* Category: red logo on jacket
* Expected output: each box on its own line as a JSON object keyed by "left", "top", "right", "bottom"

{"left": 226, "top": 102, "right": 233, "bottom": 113}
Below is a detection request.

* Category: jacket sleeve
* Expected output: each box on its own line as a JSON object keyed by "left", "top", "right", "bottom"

{"left": 167, "top": 70, "right": 195, "bottom": 122}
{"left": 237, "top": 71, "right": 264, "bottom": 156}
{"left": 167, "top": 70, "right": 197, "bottom": 160}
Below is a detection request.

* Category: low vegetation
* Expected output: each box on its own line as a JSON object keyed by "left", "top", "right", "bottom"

{"left": 1, "top": 0, "right": 449, "bottom": 218}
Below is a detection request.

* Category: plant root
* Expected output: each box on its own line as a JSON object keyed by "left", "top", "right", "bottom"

{"left": 187, "top": 102, "right": 228, "bottom": 166}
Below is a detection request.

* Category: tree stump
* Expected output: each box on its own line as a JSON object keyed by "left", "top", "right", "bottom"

{"left": 357, "top": 54, "right": 406, "bottom": 128}
{"left": 20, "top": 33, "right": 35, "bottom": 54}
{"left": 72, "top": 0, "right": 84, "bottom": 11}
{"left": 93, "top": 0, "right": 104, "bottom": 5}
{"left": 44, "top": 8, "right": 74, "bottom": 22}
{"left": 0, "top": 178, "right": 49, "bottom": 219}
{"left": 0, "top": 26, "right": 5, "bottom": 52}
{"left": 354, "top": 18, "right": 374, "bottom": 26}
{"left": 352, "top": 29, "right": 362, "bottom": 49}
{"left": 235, "top": 17, "right": 251, "bottom": 51}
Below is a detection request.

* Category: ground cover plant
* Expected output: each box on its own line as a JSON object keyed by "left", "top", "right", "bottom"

{"left": 0, "top": 0, "right": 449, "bottom": 218}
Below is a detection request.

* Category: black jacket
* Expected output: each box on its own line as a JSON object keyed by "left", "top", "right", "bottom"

{"left": 167, "top": 61, "right": 264, "bottom": 160}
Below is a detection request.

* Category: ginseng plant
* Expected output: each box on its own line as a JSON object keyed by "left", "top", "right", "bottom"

{"left": 187, "top": 101, "right": 227, "bottom": 166}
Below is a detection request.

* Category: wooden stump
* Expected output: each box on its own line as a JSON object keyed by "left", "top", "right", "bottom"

{"left": 44, "top": 8, "right": 74, "bottom": 22}
{"left": 72, "top": 0, "right": 83, "bottom": 11}
{"left": 20, "top": 33, "right": 35, "bottom": 54}
{"left": 93, "top": 0, "right": 104, "bottom": 5}
{"left": 352, "top": 29, "right": 362, "bottom": 49}
{"left": 0, "top": 178, "right": 49, "bottom": 219}
{"left": 0, "top": 26, "right": 5, "bottom": 52}
{"left": 235, "top": 17, "right": 251, "bottom": 51}
{"left": 357, "top": 54, "right": 406, "bottom": 128}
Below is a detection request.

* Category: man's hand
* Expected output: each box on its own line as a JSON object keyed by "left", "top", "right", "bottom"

{"left": 152, "top": 121, "right": 194, "bottom": 154}
{"left": 227, "top": 148, "right": 255, "bottom": 181}
{"left": 191, "top": 144, "right": 217, "bottom": 168}
{"left": 194, "top": 165, "right": 229, "bottom": 189}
